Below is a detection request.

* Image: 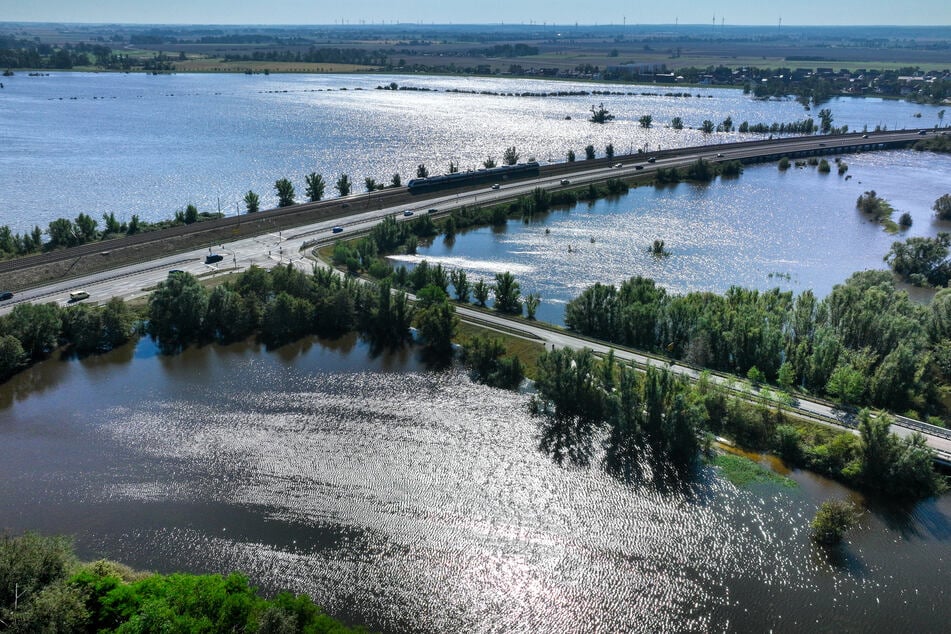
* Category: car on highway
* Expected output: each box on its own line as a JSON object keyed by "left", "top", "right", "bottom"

{"left": 647, "top": 157, "right": 657, "bottom": 163}
{"left": 716, "top": 153, "right": 724, "bottom": 158}
{"left": 490, "top": 183, "right": 501, "bottom": 190}
{"left": 68, "top": 290, "right": 90, "bottom": 302}
{"left": 560, "top": 179, "right": 570, "bottom": 185}
{"left": 0, "top": 291, "right": 13, "bottom": 301}
{"left": 332, "top": 226, "right": 344, "bottom": 233}
{"left": 403, "top": 210, "right": 415, "bottom": 217}
{"left": 205, "top": 253, "right": 224, "bottom": 264}
{"left": 612, "top": 163, "right": 623, "bottom": 168}
{"left": 918, "top": 130, "right": 928, "bottom": 135}
{"left": 427, "top": 208, "right": 438, "bottom": 214}
{"left": 862, "top": 134, "right": 869, "bottom": 138}
{"left": 634, "top": 165, "right": 644, "bottom": 170}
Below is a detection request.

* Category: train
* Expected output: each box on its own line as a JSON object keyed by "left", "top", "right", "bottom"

{"left": 407, "top": 161, "right": 540, "bottom": 193}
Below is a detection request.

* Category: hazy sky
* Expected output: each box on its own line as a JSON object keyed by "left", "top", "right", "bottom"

{"left": 1, "top": 0, "right": 949, "bottom": 26}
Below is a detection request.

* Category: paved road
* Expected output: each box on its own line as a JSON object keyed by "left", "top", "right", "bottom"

{"left": 3, "top": 129, "right": 949, "bottom": 463}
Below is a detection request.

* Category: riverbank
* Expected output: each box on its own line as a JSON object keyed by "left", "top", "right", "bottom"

{"left": 0, "top": 532, "right": 370, "bottom": 632}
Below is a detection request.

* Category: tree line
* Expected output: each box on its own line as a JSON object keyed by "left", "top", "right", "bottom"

{"left": 0, "top": 531, "right": 366, "bottom": 633}
{"left": 531, "top": 346, "right": 943, "bottom": 499}
{"left": 564, "top": 271, "right": 951, "bottom": 420}
{"left": 0, "top": 298, "right": 137, "bottom": 381}
{"left": 0, "top": 206, "right": 220, "bottom": 261}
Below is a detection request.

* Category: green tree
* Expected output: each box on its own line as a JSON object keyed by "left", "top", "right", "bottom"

{"left": 503, "top": 146, "right": 519, "bottom": 165}
{"left": 463, "top": 335, "right": 524, "bottom": 390}
{"left": 638, "top": 114, "right": 652, "bottom": 128}
{"left": 416, "top": 164, "right": 429, "bottom": 178}
{"left": 670, "top": 116, "right": 684, "bottom": 130}
{"left": 335, "top": 174, "right": 352, "bottom": 196}
{"left": 62, "top": 304, "right": 103, "bottom": 355}
{"left": 4, "top": 303, "right": 62, "bottom": 360}
{"left": 448, "top": 161, "right": 459, "bottom": 173}
{"left": 390, "top": 173, "right": 401, "bottom": 187}
{"left": 584, "top": 144, "right": 596, "bottom": 160}
{"left": 450, "top": 268, "right": 470, "bottom": 302}
{"left": 364, "top": 177, "right": 377, "bottom": 192}
{"left": 934, "top": 194, "right": 951, "bottom": 221}
{"left": 126, "top": 214, "right": 141, "bottom": 235}
{"left": 305, "top": 172, "right": 326, "bottom": 202}
{"left": 73, "top": 212, "right": 99, "bottom": 241}
{"left": 102, "top": 212, "right": 123, "bottom": 235}
{"left": 493, "top": 271, "right": 522, "bottom": 314}
{"left": 811, "top": 499, "right": 857, "bottom": 545}
{"left": 147, "top": 271, "right": 209, "bottom": 352}
{"left": 0, "top": 334, "right": 26, "bottom": 379}
{"left": 605, "top": 143, "right": 615, "bottom": 159}
{"left": 0, "top": 531, "right": 76, "bottom": 604}
{"left": 46, "top": 217, "right": 77, "bottom": 248}
{"left": 701, "top": 120, "right": 715, "bottom": 133}
{"left": 274, "top": 178, "right": 295, "bottom": 207}
{"left": 243, "top": 190, "right": 260, "bottom": 213}
{"left": 524, "top": 292, "right": 541, "bottom": 320}
{"left": 818, "top": 108, "right": 834, "bottom": 134}
{"left": 825, "top": 363, "right": 865, "bottom": 405}
{"left": 483, "top": 157, "right": 497, "bottom": 169}
{"left": 416, "top": 286, "right": 457, "bottom": 360}
{"left": 567, "top": 149, "right": 576, "bottom": 162}
{"left": 261, "top": 292, "right": 313, "bottom": 346}
{"left": 473, "top": 278, "right": 490, "bottom": 307}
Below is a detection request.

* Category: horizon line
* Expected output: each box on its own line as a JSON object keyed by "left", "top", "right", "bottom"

{"left": 2, "top": 20, "right": 950, "bottom": 29}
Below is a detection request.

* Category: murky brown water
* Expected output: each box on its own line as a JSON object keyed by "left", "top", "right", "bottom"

{"left": 2, "top": 336, "right": 950, "bottom": 632}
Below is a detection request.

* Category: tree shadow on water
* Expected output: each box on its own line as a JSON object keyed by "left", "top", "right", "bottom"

{"left": 536, "top": 416, "right": 598, "bottom": 468}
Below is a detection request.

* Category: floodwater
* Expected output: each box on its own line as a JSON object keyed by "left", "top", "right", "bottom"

{"left": 2, "top": 336, "right": 950, "bottom": 632}
{"left": 0, "top": 71, "right": 946, "bottom": 233}
{"left": 401, "top": 149, "right": 951, "bottom": 324}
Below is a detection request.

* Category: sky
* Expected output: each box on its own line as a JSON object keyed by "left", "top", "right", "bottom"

{"left": 1, "top": 0, "right": 949, "bottom": 26}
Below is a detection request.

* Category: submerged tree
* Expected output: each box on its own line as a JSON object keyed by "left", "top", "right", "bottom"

{"left": 589, "top": 102, "right": 615, "bottom": 124}
{"left": 811, "top": 499, "right": 857, "bottom": 545}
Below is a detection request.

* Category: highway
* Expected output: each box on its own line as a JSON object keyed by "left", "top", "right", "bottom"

{"left": 3, "top": 128, "right": 950, "bottom": 464}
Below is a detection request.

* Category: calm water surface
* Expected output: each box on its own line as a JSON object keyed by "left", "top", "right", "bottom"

{"left": 1, "top": 72, "right": 946, "bottom": 233}
{"left": 1, "top": 337, "right": 949, "bottom": 633}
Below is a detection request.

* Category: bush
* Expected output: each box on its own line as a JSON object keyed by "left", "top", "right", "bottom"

{"left": 811, "top": 499, "right": 857, "bottom": 545}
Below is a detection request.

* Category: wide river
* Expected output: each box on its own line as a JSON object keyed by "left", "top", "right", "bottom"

{"left": 1, "top": 336, "right": 950, "bottom": 632}
{"left": 0, "top": 71, "right": 946, "bottom": 234}
{"left": 2, "top": 72, "right": 951, "bottom": 631}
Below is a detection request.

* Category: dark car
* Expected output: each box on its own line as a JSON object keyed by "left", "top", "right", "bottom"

{"left": 332, "top": 226, "right": 344, "bottom": 233}
{"left": 647, "top": 157, "right": 657, "bottom": 163}
{"left": 403, "top": 210, "right": 415, "bottom": 217}
{"left": 0, "top": 291, "right": 13, "bottom": 301}
{"left": 205, "top": 253, "right": 224, "bottom": 264}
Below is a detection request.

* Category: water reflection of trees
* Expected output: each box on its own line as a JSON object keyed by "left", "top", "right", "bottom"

{"left": 531, "top": 347, "right": 702, "bottom": 490}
